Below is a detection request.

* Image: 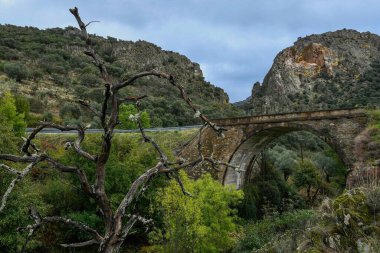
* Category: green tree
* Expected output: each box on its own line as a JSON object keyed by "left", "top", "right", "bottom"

{"left": 14, "top": 95, "right": 30, "bottom": 122}
{"left": 294, "top": 160, "right": 323, "bottom": 204}
{"left": 313, "top": 152, "right": 336, "bottom": 183}
{"left": 267, "top": 145, "right": 298, "bottom": 181}
{"left": 151, "top": 172, "right": 243, "bottom": 253}
{"left": 0, "top": 92, "right": 26, "bottom": 137}
{"left": 59, "top": 102, "right": 81, "bottom": 121}
{"left": 119, "top": 104, "right": 150, "bottom": 129}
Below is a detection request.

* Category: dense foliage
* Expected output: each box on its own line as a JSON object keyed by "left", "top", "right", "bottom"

{"left": 239, "top": 131, "right": 347, "bottom": 221}
{"left": 236, "top": 186, "right": 380, "bottom": 253}
{"left": 0, "top": 112, "right": 242, "bottom": 253}
{"left": 148, "top": 172, "right": 243, "bottom": 253}
{"left": 234, "top": 210, "right": 316, "bottom": 253}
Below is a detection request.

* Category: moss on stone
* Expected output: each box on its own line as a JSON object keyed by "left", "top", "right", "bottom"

{"left": 297, "top": 187, "right": 380, "bottom": 252}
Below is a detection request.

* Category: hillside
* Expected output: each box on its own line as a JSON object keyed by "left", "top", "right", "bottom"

{"left": 0, "top": 24, "right": 244, "bottom": 127}
{"left": 238, "top": 29, "right": 380, "bottom": 115}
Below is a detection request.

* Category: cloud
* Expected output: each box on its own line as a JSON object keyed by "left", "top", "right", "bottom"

{"left": 0, "top": 0, "right": 14, "bottom": 4}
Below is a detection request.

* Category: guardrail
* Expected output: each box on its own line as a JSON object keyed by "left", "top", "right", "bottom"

{"left": 26, "top": 125, "right": 202, "bottom": 134}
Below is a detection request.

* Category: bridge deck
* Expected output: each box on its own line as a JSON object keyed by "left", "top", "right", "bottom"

{"left": 211, "top": 108, "right": 367, "bottom": 126}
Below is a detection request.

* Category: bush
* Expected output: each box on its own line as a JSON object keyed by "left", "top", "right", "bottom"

{"left": 28, "top": 97, "right": 45, "bottom": 113}
{"left": 59, "top": 102, "right": 81, "bottom": 120}
{"left": 234, "top": 210, "right": 315, "bottom": 253}
{"left": 3, "top": 62, "right": 29, "bottom": 82}
{"left": 79, "top": 73, "right": 102, "bottom": 87}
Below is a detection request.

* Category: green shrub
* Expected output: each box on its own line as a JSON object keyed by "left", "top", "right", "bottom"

{"left": 3, "top": 62, "right": 29, "bottom": 81}
{"left": 79, "top": 73, "right": 102, "bottom": 87}
{"left": 59, "top": 102, "right": 81, "bottom": 120}
{"left": 234, "top": 210, "right": 315, "bottom": 253}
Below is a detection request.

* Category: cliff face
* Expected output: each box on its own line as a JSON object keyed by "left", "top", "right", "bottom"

{"left": 240, "top": 29, "right": 380, "bottom": 115}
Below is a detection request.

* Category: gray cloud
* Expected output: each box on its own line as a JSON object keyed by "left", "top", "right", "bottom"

{"left": 1, "top": 0, "right": 380, "bottom": 101}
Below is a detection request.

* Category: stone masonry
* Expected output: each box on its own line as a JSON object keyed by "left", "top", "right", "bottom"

{"left": 180, "top": 108, "right": 368, "bottom": 188}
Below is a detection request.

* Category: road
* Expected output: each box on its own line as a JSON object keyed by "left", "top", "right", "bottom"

{"left": 26, "top": 125, "right": 202, "bottom": 134}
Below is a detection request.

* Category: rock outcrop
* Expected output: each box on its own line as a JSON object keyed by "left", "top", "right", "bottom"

{"left": 239, "top": 29, "right": 380, "bottom": 115}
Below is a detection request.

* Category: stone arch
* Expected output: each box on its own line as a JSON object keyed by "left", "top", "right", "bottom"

{"left": 222, "top": 123, "right": 348, "bottom": 188}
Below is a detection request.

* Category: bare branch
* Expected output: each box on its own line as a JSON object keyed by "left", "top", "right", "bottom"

{"left": 43, "top": 216, "right": 103, "bottom": 241}
{"left": 70, "top": 7, "right": 112, "bottom": 130}
{"left": 43, "top": 156, "right": 94, "bottom": 196}
{"left": 168, "top": 125, "right": 236, "bottom": 172}
{"left": 169, "top": 80, "right": 226, "bottom": 136}
{"left": 0, "top": 154, "right": 39, "bottom": 163}
{"left": 204, "top": 157, "right": 237, "bottom": 171}
{"left": 78, "top": 99, "right": 102, "bottom": 118}
{"left": 101, "top": 84, "right": 111, "bottom": 128}
{"left": 85, "top": 20, "right": 100, "bottom": 27}
{"left": 114, "top": 215, "right": 153, "bottom": 251}
{"left": 112, "top": 215, "right": 138, "bottom": 251}
{"left": 115, "top": 71, "right": 171, "bottom": 90}
{"left": 70, "top": 125, "right": 97, "bottom": 162}
{"left": 1, "top": 161, "right": 39, "bottom": 212}
{"left": 118, "top": 95, "right": 148, "bottom": 104}
{"left": 61, "top": 239, "right": 99, "bottom": 248}
{"left": 0, "top": 164, "right": 21, "bottom": 175}
{"left": 136, "top": 105, "right": 167, "bottom": 162}
{"left": 173, "top": 173, "right": 193, "bottom": 196}
{"left": 115, "top": 162, "right": 163, "bottom": 219}
{"left": 69, "top": 7, "right": 110, "bottom": 83}
{"left": 22, "top": 122, "right": 96, "bottom": 162}
{"left": 1, "top": 152, "right": 93, "bottom": 197}
{"left": 18, "top": 208, "right": 103, "bottom": 251}
{"left": 21, "top": 122, "right": 77, "bottom": 156}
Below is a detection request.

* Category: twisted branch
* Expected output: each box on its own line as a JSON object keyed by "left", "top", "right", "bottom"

{"left": 18, "top": 208, "right": 103, "bottom": 251}
{"left": 0, "top": 160, "right": 40, "bottom": 212}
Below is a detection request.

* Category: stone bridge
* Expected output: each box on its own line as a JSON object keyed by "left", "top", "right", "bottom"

{"left": 180, "top": 108, "right": 368, "bottom": 188}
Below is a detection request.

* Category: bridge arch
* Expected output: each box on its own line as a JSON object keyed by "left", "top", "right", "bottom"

{"left": 222, "top": 123, "right": 345, "bottom": 188}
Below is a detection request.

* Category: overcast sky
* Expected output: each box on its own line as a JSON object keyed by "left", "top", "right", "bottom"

{"left": 1, "top": 0, "right": 380, "bottom": 102}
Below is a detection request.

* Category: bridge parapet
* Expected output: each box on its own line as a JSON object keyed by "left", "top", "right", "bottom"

{"left": 211, "top": 108, "right": 367, "bottom": 126}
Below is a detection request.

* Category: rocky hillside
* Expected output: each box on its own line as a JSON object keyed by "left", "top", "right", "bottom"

{"left": 0, "top": 24, "right": 244, "bottom": 127}
{"left": 239, "top": 29, "right": 380, "bottom": 115}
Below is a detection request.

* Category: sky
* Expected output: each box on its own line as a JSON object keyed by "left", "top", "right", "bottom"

{"left": 1, "top": 0, "right": 380, "bottom": 102}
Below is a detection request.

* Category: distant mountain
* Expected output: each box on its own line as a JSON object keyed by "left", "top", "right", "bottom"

{"left": 238, "top": 29, "right": 380, "bottom": 115}
{"left": 0, "top": 24, "right": 244, "bottom": 127}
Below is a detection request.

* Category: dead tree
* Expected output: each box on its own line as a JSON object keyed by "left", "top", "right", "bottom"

{"left": 0, "top": 7, "right": 234, "bottom": 253}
